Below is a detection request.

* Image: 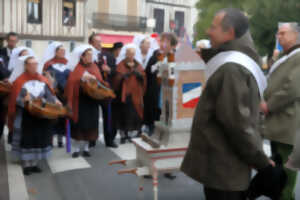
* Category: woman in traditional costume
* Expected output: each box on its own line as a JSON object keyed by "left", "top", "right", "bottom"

{"left": 132, "top": 34, "right": 159, "bottom": 69}
{"left": 113, "top": 44, "right": 146, "bottom": 144}
{"left": 42, "top": 42, "right": 70, "bottom": 147}
{"left": 6, "top": 47, "right": 34, "bottom": 144}
{"left": 8, "top": 55, "right": 59, "bottom": 175}
{"left": 65, "top": 45, "right": 108, "bottom": 158}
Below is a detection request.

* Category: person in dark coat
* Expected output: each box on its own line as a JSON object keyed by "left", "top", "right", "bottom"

{"left": 88, "top": 34, "right": 120, "bottom": 148}
{"left": 0, "top": 32, "right": 19, "bottom": 68}
{"left": 0, "top": 32, "right": 18, "bottom": 140}
{"left": 181, "top": 8, "right": 275, "bottom": 200}
{"left": 143, "top": 32, "right": 178, "bottom": 135}
{"left": 0, "top": 60, "right": 10, "bottom": 140}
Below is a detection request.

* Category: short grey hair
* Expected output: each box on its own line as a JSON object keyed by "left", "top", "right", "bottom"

{"left": 279, "top": 22, "right": 300, "bottom": 43}
{"left": 216, "top": 8, "right": 249, "bottom": 39}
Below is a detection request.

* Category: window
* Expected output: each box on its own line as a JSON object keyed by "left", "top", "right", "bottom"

{"left": 175, "top": 11, "right": 185, "bottom": 37}
{"left": 153, "top": 8, "right": 164, "bottom": 34}
{"left": 63, "top": 0, "right": 76, "bottom": 26}
{"left": 27, "top": 0, "right": 42, "bottom": 24}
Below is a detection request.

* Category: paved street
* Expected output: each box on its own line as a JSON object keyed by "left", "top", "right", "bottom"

{"left": 1, "top": 130, "right": 300, "bottom": 200}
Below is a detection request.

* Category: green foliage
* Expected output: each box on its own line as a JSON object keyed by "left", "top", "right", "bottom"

{"left": 194, "top": 0, "right": 300, "bottom": 56}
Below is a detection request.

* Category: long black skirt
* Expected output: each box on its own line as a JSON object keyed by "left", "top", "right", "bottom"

{"left": 12, "top": 110, "right": 53, "bottom": 161}
{"left": 115, "top": 96, "right": 142, "bottom": 132}
{"left": 71, "top": 91, "right": 99, "bottom": 141}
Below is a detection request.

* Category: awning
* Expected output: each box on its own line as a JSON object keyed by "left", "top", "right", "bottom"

{"left": 98, "top": 33, "right": 134, "bottom": 48}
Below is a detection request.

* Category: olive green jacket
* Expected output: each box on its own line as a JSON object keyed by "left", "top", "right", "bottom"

{"left": 263, "top": 47, "right": 300, "bottom": 145}
{"left": 181, "top": 34, "right": 269, "bottom": 191}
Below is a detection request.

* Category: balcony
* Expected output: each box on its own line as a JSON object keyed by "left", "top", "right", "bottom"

{"left": 92, "top": 13, "right": 148, "bottom": 32}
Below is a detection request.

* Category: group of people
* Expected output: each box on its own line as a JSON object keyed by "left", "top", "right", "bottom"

{"left": 0, "top": 31, "right": 178, "bottom": 176}
{"left": 1, "top": 7, "right": 300, "bottom": 200}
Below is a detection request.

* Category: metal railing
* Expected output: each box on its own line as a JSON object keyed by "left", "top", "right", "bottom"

{"left": 92, "top": 12, "right": 147, "bottom": 32}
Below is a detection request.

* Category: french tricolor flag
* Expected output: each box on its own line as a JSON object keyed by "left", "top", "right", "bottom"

{"left": 182, "top": 82, "right": 202, "bottom": 108}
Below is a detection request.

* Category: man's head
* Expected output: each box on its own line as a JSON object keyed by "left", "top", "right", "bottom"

{"left": 160, "top": 32, "right": 178, "bottom": 54}
{"left": 112, "top": 42, "right": 123, "bottom": 58}
{"left": 80, "top": 49, "right": 93, "bottom": 65}
{"left": 25, "top": 56, "right": 38, "bottom": 75}
{"left": 207, "top": 8, "right": 249, "bottom": 49}
{"left": 88, "top": 33, "right": 102, "bottom": 51}
{"left": 277, "top": 23, "right": 300, "bottom": 52}
{"left": 6, "top": 32, "right": 19, "bottom": 50}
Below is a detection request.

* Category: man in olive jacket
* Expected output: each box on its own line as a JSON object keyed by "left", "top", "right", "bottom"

{"left": 261, "top": 23, "right": 300, "bottom": 200}
{"left": 181, "top": 8, "right": 273, "bottom": 200}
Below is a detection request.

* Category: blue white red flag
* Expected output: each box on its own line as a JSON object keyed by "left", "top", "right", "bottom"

{"left": 182, "top": 82, "right": 202, "bottom": 108}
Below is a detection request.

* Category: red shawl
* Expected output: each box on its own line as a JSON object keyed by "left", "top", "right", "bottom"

{"left": 43, "top": 57, "right": 68, "bottom": 72}
{"left": 7, "top": 72, "right": 54, "bottom": 131}
{"left": 114, "top": 60, "right": 146, "bottom": 119}
{"left": 65, "top": 63, "right": 108, "bottom": 123}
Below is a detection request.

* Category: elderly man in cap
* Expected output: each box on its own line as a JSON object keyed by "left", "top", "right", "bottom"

{"left": 181, "top": 8, "right": 274, "bottom": 200}
{"left": 261, "top": 22, "right": 300, "bottom": 200}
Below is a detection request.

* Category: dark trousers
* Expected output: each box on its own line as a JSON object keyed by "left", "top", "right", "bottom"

{"left": 204, "top": 187, "right": 246, "bottom": 200}
{"left": 0, "top": 118, "right": 4, "bottom": 140}
{"left": 0, "top": 101, "right": 7, "bottom": 140}
{"left": 99, "top": 100, "right": 117, "bottom": 145}
{"left": 271, "top": 141, "right": 297, "bottom": 200}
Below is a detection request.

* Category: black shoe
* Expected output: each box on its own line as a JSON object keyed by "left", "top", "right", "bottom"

{"left": 89, "top": 141, "right": 96, "bottom": 148}
{"left": 143, "top": 175, "right": 153, "bottom": 179}
{"left": 120, "top": 137, "right": 126, "bottom": 144}
{"left": 72, "top": 152, "right": 80, "bottom": 158}
{"left": 82, "top": 151, "right": 91, "bottom": 157}
{"left": 134, "top": 131, "right": 142, "bottom": 138}
{"left": 106, "top": 142, "right": 118, "bottom": 148}
{"left": 7, "top": 133, "right": 12, "bottom": 144}
{"left": 126, "top": 136, "right": 132, "bottom": 143}
{"left": 31, "top": 166, "right": 42, "bottom": 173}
{"left": 164, "top": 173, "right": 176, "bottom": 180}
{"left": 58, "top": 142, "right": 63, "bottom": 148}
{"left": 23, "top": 167, "right": 32, "bottom": 176}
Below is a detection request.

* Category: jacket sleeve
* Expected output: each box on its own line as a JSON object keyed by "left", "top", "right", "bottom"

{"left": 266, "top": 65, "right": 300, "bottom": 113}
{"left": 215, "top": 64, "right": 269, "bottom": 170}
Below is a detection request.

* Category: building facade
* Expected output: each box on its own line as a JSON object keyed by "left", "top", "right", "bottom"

{"left": 0, "top": 0, "right": 87, "bottom": 58}
{"left": 0, "top": 0, "right": 199, "bottom": 56}
{"left": 143, "top": 0, "right": 198, "bottom": 39}
{"left": 87, "top": 0, "right": 199, "bottom": 47}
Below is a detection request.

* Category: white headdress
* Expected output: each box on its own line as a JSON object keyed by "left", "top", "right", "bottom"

{"left": 196, "top": 39, "right": 211, "bottom": 50}
{"left": 8, "top": 55, "right": 39, "bottom": 83}
{"left": 41, "top": 41, "right": 64, "bottom": 65}
{"left": 68, "top": 45, "right": 94, "bottom": 71}
{"left": 116, "top": 43, "right": 141, "bottom": 64}
{"left": 8, "top": 47, "right": 34, "bottom": 72}
{"left": 133, "top": 34, "right": 159, "bottom": 68}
